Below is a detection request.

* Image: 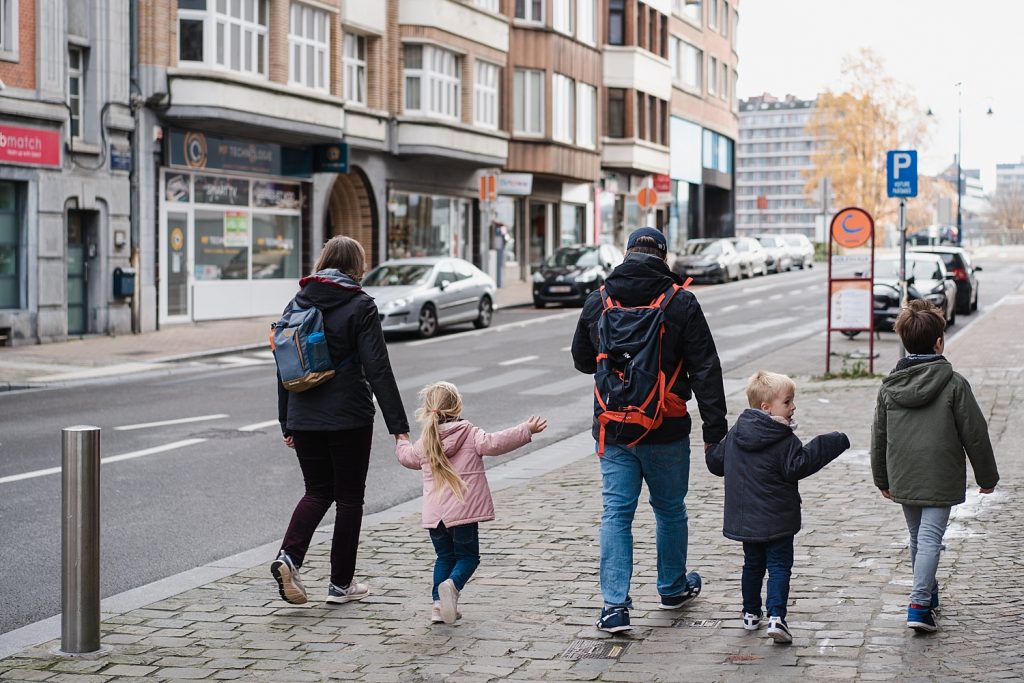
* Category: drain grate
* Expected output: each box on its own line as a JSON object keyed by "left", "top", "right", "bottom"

{"left": 676, "top": 618, "right": 722, "bottom": 629}
{"left": 561, "top": 639, "right": 631, "bottom": 661}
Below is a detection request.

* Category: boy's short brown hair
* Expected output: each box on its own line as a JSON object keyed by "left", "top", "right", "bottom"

{"left": 894, "top": 299, "right": 946, "bottom": 354}
{"left": 746, "top": 370, "right": 796, "bottom": 409}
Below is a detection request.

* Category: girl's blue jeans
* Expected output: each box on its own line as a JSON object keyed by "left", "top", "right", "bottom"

{"left": 428, "top": 521, "right": 480, "bottom": 601}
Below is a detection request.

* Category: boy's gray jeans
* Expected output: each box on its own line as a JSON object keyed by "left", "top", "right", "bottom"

{"left": 902, "top": 505, "right": 952, "bottom": 606}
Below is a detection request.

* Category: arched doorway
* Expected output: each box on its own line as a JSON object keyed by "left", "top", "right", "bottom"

{"left": 325, "top": 168, "right": 377, "bottom": 265}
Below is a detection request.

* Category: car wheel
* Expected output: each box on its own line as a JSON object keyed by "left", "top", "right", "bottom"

{"left": 533, "top": 298, "right": 546, "bottom": 309}
{"left": 417, "top": 304, "right": 438, "bottom": 338}
{"left": 841, "top": 330, "right": 861, "bottom": 339}
{"left": 972, "top": 285, "right": 979, "bottom": 311}
{"left": 947, "top": 303, "right": 956, "bottom": 327}
{"left": 473, "top": 296, "right": 493, "bottom": 329}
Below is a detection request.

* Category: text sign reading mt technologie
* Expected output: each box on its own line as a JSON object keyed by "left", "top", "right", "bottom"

{"left": 886, "top": 150, "right": 918, "bottom": 198}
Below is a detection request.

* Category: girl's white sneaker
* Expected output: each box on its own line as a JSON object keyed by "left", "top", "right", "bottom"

{"left": 438, "top": 579, "right": 460, "bottom": 624}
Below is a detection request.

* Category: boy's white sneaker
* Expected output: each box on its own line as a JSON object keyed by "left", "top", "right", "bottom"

{"left": 742, "top": 611, "right": 762, "bottom": 630}
{"left": 325, "top": 581, "right": 369, "bottom": 605}
{"left": 766, "top": 616, "right": 792, "bottom": 644}
{"left": 438, "top": 579, "right": 460, "bottom": 624}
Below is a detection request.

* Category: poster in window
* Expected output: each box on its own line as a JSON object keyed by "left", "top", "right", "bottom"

{"left": 252, "top": 181, "right": 301, "bottom": 209}
{"left": 194, "top": 175, "right": 249, "bottom": 206}
{"left": 165, "top": 173, "right": 191, "bottom": 202}
{"left": 223, "top": 211, "right": 249, "bottom": 247}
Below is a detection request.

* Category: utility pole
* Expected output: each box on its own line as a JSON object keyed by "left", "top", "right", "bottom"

{"left": 956, "top": 81, "right": 963, "bottom": 246}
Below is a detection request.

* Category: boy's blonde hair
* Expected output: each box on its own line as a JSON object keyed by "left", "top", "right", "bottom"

{"left": 746, "top": 371, "right": 796, "bottom": 409}
{"left": 416, "top": 382, "right": 467, "bottom": 502}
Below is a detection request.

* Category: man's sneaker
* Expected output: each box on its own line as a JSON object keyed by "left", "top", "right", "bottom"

{"left": 269, "top": 550, "right": 307, "bottom": 605}
{"left": 596, "top": 606, "right": 632, "bottom": 633}
{"left": 325, "top": 580, "right": 369, "bottom": 605}
{"left": 766, "top": 616, "right": 792, "bottom": 644}
{"left": 438, "top": 579, "right": 460, "bottom": 624}
{"left": 431, "top": 601, "right": 461, "bottom": 624}
{"left": 907, "top": 604, "right": 938, "bottom": 633}
{"left": 742, "top": 611, "right": 762, "bottom": 630}
{"left": 658, "top": 571, "right": 702, "bottom": 609}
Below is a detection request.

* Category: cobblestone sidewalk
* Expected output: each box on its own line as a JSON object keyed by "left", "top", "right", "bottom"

{"left": 2, "top": 296, "right": 1022, "bottom": 682}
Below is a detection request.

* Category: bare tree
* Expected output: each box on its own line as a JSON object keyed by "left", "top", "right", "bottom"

{"left": 988, "top": 185, "right": 1024, "bottom": 237}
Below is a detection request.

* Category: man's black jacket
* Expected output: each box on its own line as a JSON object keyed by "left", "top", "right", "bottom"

{"left": 277, "top": 269, "right": 409, "bottom": 436}
{"left": 571, "top": 252, "right": 728, "bottom": 446}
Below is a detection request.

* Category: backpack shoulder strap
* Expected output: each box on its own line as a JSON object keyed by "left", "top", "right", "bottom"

{"left": 599, "top": 285, "right": 619, "bottom": 310}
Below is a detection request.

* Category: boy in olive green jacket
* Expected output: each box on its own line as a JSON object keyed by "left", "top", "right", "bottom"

{"left": 871, "top": 300, "right": 998, "bottom": 634}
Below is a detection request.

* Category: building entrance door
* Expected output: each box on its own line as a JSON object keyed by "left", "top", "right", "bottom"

{"left": 66, "top": 211, "right": 90, "bottom": 335}
{"left": 529, "top": 202, "right": 552, "bottom": 270}
{"left": 166, "top": 211, "right": 190, "bottom": 317}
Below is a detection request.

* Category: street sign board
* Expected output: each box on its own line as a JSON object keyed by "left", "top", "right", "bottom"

{"left": 830, "top": 207, "right": 873, "bottom": 249}
{"left": 886, "top": 150, "right": 918, "bottom": 198}
{"left": 829, "top": 280, "right": 873, "bottom": 329}
{"left": 636, "top": 187, "right": 657, "bottom": 209}
{"left": 478, "top": 174, "right": 497, "bottom": 201}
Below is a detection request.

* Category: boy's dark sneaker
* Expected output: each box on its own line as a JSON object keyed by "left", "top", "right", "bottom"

{"left": 270, "top": 550, "right": 307, "bottom": 605}
{"left": 596, "top": 606, "right": 632, "bottom": 633}
{"left": 742, "top": 611, "right": 763, "bottom": 630}
{"left": 907, "top": 604, "right": 937, "bottom": 632}
{"left": 930, "top": 588, "right": 940, "bottom": 612}
{"left": 658, "top": 571, "right": 702, "bottom": 609}
{"left": 766, "top": 616, "right": 792, "bottom": 644}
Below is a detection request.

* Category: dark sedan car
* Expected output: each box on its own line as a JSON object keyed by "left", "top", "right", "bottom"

{"left": 532, "top": 244, "right": 624, "bottom": 307}
{"left": 910, "top": 246, "right": 981, "bottom": 314}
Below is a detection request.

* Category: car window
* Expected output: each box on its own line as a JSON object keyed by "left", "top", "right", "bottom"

{"left": 733, "top": 240, "right": 749, "bottom": 252}
{"left": 452, "top": 260, "right": 475, "bottom": 281}
{"left": 547, "top": 247, "right": 599, "bottom": 267}
{"left": 363, "top": 263, "right": 434, "bottom": 286}
{"left": 683, "top": 240, "right": 710, "bottom": 255}
{"left": 757, "top": 236, "right": 778, "bottom": 248}
{"left": 434, "top": 264, "right": 457, "bottom": 287}
{"left": 700, "top": 241, "right": 724, "bottom": 256}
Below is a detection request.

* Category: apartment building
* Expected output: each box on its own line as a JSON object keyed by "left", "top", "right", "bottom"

{"left": 0, "top": 0, "right": 134, "bottom": 345}
{"left": 996, "top": 158, "right": 1024, "bottom": 195}
{"left": 735, "top": 93, "right": 822, "bottom": 239}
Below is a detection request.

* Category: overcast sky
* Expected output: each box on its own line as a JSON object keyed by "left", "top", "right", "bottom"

{"left": 736, "top": 0, "right": 1022, "bottom": 192}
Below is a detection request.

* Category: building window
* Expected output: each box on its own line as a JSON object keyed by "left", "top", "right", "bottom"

{"left": 177, "top": 0, "right": 268, "bottom": 77}
{"left": 674, "top": 0, "right": 701, "bottom": 25}
{"left": 343, "top": 33, "right": 367, "bottom": 104}
{"left": 577, "top": 0, "right": 596, "bottom": 44}
{"left": 732, "top": 69, "right": 738, "bottom": 111}
{"left": 552, "top": 73, "right": 574, "bottom": 143}
{"left": 732, "top": 9, "right": 738, "bottom": 50}
{"left": 720, "top": 62, "right": 728, "bottom": 100}
{"left": 387, "top": 192, "right": 471, "bottom": 260}
{"left": 404, "top": 44, "right": 461, "bottom": 120}
{"left": 576, "top": 82, "right": 596, "bottom": 148}
{"left": 289, "top": 3, "right": 328, "bottom": 92}
{"left": 670, "top": 36, "right": 702, "bottom": 93}
{"left": 515, "top": 0, "right": 543, "bottom": 22}
{"left": 608, "top": 0, "right": 625, "bottom": 45}
{"left": 721, "top": 0, "right": 729, "bottom": 36}
{"left": 708, "top": 55, "right": 717, "bottom": 95}
{"left": 513, "top": 68, "right": 544, "bottom": 135}
{"left": 0, "top": 182, "right": 19, "bottom": 309}
{"left": 474, "top": 60, "right": 499, "bottom": 129}
{"left": 607, "top": 87, "right": 625, "bottom": 138}
{"left": 0, "top": 0, "right": 18, "bottom": 60}
{"left": 708, "top": 0, "right": 717, "bottom": 28}
{"left": 68, "top": 46, "right": 85, "bottom": 140}
{"left": 474, "top": 0, "right": 499, "bottom": 11}
{"left": 553, "top": 0, "right": 572, "bottom": 35}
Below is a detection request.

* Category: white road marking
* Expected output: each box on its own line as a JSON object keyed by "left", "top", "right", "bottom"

{"left": 216, "top": 356, "right": 273, "bottom": 366}
{"left": 405, "top": 310, "right": 578, "bottom": 347}
{"left": 499, "top": 355, "right": 539, "bottom": 366}
{"left": 717, "top": 321, "right": 824, "bottom": 366}
{"left": 397, "top": 366, "right": 480, "bottom": 391}
{"left": 0, "top": 439, "right": 207, "bottom": 485}
{"left": 770, "top": 293, "right": 784, "bottom": 300}
{"left": 713, "top": 316, "right": 799, "bottom": 339}
{"left": 114, "top": 414, "right": 229, "bottom": 431}
{"left": 747, "top": 298, "right": 763, "bottom": 306}
{"left": 458, "top": 368, "right": 548, "bottom": 394}
{"left": 521, "top": 374, "right": 595, "bottom": 396}
{"left": 720, "top": 304, "right": 739, "bottom": 313}
{"left": 238, "top": 419, "right": 280, "bottom": 432}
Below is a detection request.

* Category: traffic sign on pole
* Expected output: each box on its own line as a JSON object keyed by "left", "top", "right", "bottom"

{"left": 636, "top": 187, "right": 657, "bottom": 209}
{"left": 886, "top": 150, "right": 918, "bottom": 198}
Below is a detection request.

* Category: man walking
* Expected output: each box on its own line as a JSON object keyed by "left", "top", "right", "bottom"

{"left": 572, "top": 227, "right": 728, "bottom": 633}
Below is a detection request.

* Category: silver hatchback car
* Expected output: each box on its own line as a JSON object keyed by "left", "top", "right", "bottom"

{"left": 362, "top": 257, "right": 497, "bottom": 338}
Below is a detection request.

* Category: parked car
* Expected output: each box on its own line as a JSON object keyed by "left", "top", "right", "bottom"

{"left": 362, "top": 257, "right": 496, "bottom": 338}
{"left": 910, "top": 245, "right": 981, "bottom": 314}
{"left": 783, "top": 233, "right": 815, "bottom": 269}
{"left": 730, "top": 237, "right": 769, "bottom": 278}
{"left": 532, "top": 244, "right": 624, "bottom": 307}
{"left": 752, "top": 234, "right": 794, "bottom": 273}
{"left": 873, "top": 254, "right": 957, "bottom": 327}
{"left": 671, "top": 238, "right": 742, "bottom": 284}
{"left": 908, "top": 224, "right": 959, "bottom": 246}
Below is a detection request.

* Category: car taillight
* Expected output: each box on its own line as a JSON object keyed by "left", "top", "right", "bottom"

{"left": 952, "top": 267, "right": 968, "bottom": 281}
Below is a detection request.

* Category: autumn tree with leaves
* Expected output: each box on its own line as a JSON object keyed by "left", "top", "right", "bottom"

{"left": 987, "top": 184, "right": 1024, "bottom": 236}
{"left": 804, "top": 49, "right": 930, "bottom": 244}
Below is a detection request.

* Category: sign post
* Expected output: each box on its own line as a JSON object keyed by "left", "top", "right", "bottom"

{"left": 887, "top": 150, "right": 918, "bottom": 359}
{"left": 826, "top": 207, "right": 875, "bottom": 374}
{"left": 479, "top": 173, "right": 501, "bottom": 286}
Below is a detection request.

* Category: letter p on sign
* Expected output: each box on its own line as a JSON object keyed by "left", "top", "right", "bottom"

{"left": 886, "top": 150, "right": 918, "bottom": 198}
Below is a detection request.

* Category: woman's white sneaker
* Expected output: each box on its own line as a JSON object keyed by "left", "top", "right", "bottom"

{"left": 269, "top": 551, "right": 307, "bottom": 605}
{"left": 326, "top": 581, "right": 369, "bottom": 605}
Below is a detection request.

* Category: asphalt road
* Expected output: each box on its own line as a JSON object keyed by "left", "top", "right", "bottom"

{"left": 3, "top": 259, "right": 1022, "bottom": 634}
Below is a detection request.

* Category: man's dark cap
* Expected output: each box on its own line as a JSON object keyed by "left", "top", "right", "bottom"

{"left": 626, "top": 227, "right": 667, "bottom": 252}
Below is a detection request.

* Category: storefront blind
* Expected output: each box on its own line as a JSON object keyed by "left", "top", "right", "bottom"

{"left": 0, "top": 181, "right": 19, "bottom": 308}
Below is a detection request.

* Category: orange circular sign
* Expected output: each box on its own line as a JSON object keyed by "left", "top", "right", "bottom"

{"left": 636, "top": 187, "right": 658, "bottom": 209}
{"left": 830, "top": 207, "right": 874, "bottom": 249}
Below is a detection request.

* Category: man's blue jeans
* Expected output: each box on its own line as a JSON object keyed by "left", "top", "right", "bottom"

{"left": 428, "top": 521, "right": 480, "bottom": 601}
{"left": 599, "top": 439, "right": 691, "bottom": 607}
{"left": 741, "top": 536, "right": 794, "bottom": 619}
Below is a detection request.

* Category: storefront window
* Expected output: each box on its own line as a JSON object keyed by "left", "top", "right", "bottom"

{"left": 195, "top": 209, "right": 250, "bottom": 280}
{"left": 598, "top": 191, "right": 615, "bottom": 246}
{"left": 252, "top": 214, "right": 300, "bottom": 279}
{"left": 560, "top": 203, "right": 585, "bottom": 246}
{"left": 0, "top": 181, "right": 19, "bottom": 308}
{"left": 387, "top": 191, "right": 470, "bottom": 260}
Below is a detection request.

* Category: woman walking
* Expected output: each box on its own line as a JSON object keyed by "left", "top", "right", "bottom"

{"left": 271, "top": 235, "right": 409, "bottom": 605}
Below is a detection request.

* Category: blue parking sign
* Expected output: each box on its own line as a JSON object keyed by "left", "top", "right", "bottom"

{"left": 887, "top": 150, "right": 918, "bottom": 198}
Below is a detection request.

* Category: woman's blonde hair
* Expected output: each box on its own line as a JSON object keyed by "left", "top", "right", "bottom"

{"left": 746, "top": 370, "right": 796, "bottom": 409}
{"left": 314, "top": 235, "right": 366, "bottom": 281}
{"left": 416, "top": 382, "right": 467, "bottom": 502}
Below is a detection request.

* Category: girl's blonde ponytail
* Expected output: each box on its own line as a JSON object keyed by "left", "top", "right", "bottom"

{"left": 416, "top": 382, "right": 467, "bottom": 503}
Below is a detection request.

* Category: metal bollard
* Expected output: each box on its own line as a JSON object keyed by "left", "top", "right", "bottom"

{"left": 59, "top": 426, "right": 103, "bottom": 655}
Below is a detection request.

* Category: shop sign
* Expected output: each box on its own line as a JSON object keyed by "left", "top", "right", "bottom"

{"left": 168, "top": 129, "right": 312, "bottom": 178}
{"left": 253, "top": 181, "right": 301, "bottom": 209}
{"left": 497, "top": 173, "right": 533, "bottom": 196}
{"left": 223, "top": 211, "right": 249, "bottom": 247}
{"left": 652, "top": 174, "right": 672, "bottom": 193}
{"left": 0, "top": 124, "right": 61, "bottom": 168}
{"left": 194, "top": 175, "right": 249, "bottom": 206}
{"left": 313, "top": 142, "right": 348, "bottom": 173}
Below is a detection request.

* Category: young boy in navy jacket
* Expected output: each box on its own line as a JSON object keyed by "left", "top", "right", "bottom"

{"left": 706, "top": 371, "right": 849, "bottom": 643}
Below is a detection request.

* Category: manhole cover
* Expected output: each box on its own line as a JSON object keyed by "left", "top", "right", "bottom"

{"left": 676, "top": 618, "right": 721, "bottom": 629}
{"left": 561, "top": 639, "right": 631, "bottom": 661}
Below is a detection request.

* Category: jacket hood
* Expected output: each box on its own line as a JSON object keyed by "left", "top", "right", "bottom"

{"left": 882, "top": 359, "right": 953, "bottom": 408}
{"left": 295, "top": 269, "right": 362, "bottom": 311}
{"left": 604, "top": 252, "right": 682, "bottom": 305}
{"left": 733, "top": 408, "right": 795, "bottom": 451}
{"left": 437, "top": 420, "right": 474, "bottom": 454}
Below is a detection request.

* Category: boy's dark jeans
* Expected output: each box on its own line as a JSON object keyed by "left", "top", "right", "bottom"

{"left": 429, "top": 521, "right": 480, "bottom": 601}
{"left": 281, "top": 426, "right": 373, "bottom": 588}
{"left": 741, "top": 536, "right": 794, "bottom": 619}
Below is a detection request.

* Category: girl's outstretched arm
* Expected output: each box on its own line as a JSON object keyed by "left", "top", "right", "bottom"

{"left": 474, "top": 422, "right": 535, "bottom": 457}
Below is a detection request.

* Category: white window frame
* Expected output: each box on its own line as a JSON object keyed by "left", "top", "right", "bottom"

{"left": 552, "top": 73, "right": 574, "bottom": 144}
{"left": 513, "top": 68, "right": 544, "bottom": 136}
{"left": 288, "top": 2, "right": 329, "bottom": 92}
{"left": 178, "top": 0, "right": 269, "bottom": 78}
{"left": 67, "top": 46, "right": 84, "bottom": 140}
{"left": 474, "top": 60, "right": 499, "bottom": 129}
{"left": 0, "top": 0, "right": 18, "bottom": 61}
{"left": 404, "top": 44, "right": 462, "bottom": 121}
{"left": 553, "top": 0, "right": 573, "bottom": 35}
{"left": 473, "top": 0, "right": 499, "bottom": 11}
{"left": 674, "top": 0, "right": 702, "bottom": 27}
{"left": 577, "top": 0, "right": 596, "bottom": 44}
{"left": 343, "top": 32, "right": 367, "bottom": 105}
{"left": 576, "top": 82, "right": 596, "bottom": 149}
{"left": 515, "top": 0, "right": 544, "bottom": 23}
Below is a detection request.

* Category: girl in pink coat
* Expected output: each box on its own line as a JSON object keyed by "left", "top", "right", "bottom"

{"left": 396, "top": 381, "right": 547, "bottom": 624}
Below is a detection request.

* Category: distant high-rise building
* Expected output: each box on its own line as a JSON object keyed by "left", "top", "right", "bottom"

{"left": 996, "top": 158, "right": 1024, "bottom": 195}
